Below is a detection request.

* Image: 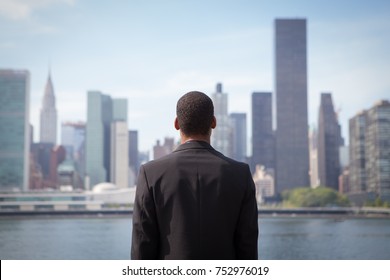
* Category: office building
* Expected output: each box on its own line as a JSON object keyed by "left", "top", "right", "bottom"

{"left": 251, "top": 92, "right": 274, "bottom": 173}
{"left": 30, "top": 143, "right": 54, "bottom": 180}
{"left": 317, "top": 93, "right": 341, "bottom": 189}
{"left": 85, "top": 91, "right": 128, "bottom": 188}
{"left": 349, "top": 100, "right": 390, "bottom": 200}
{"left": 61, "top": 121, "right": 86, "bottom": 189}
{"left": 61, "top": 122, "right": 85, "bottom": 162}
{"left": 252, "top": 165, "right": 275, "bottom": 203}
{"left": 349, "top": 111, "right": 367, "bottom": 194}
{"left": 230, "top": 113, "right": 247, "bottom": 162}
{"left": 110, "top": 121, "right": 129, "bottom": 188}
{"left": 49, "top": 145, "right": 66, "bottom": 186}
{"left": 211, "top": 83, "right": 232, "bottom": 157}
{"left": 309, "top": 126, "right": 319, "bottom": 188}
{"left": 0, "top": 70, "right": 30, "bottom": 191}
{"left": 128, "top": 130, "right": 139, "bottom": 176}
{"left": 275, "top": 19, "right": 309, "bottom": 192}
{"left": 30, "top": 143, "right": 66, "bottom": 189}
{"left": 365, "top": 101, "right": 390, "bottom": 198}
{"left": 339, "top": 168, "right": 350, "bottom": 194}
{"left": 40, "top": 72, "right": 57, "bottom": 144}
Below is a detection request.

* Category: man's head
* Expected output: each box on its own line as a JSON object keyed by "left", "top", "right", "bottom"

{"left": 175, "top": 91, "right": 216, "bottom": 137}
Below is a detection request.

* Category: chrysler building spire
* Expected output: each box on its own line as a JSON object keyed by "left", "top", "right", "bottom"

{"left": 40, "top": 69, "right": 57, "bottom": 144}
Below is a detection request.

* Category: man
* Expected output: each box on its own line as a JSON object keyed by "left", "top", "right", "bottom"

{"left": 131, "top": 91, "right": 258, "bottom": 259}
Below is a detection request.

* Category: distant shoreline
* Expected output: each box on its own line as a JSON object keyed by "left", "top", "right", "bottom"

{"left": 0, "top": 207, "right": 389, "bottom": 219}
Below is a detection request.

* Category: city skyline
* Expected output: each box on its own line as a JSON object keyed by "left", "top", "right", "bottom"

{"left": 1, "top": 0, "right": 390, "bottom": 152}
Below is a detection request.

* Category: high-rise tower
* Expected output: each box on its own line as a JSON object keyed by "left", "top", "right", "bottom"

{"left": 85, "top": 91, "right": 128, "bottom": 188}
{"left": 317, "top": 93, "right": 341, "bottom": 190}
{"left": 349, "top": 111, "right": 367, "bottom": 194}
{"left": 275, "top": 19, "right": 309, "bottom": 192}
{"left": 230, "top": 113, "right": 247, "bottom": 162}
{"left": 252, "top": 92, "right": 274, "bottom": 173}
{"left": 211, "top": 83, "right": 231, "bottom": 157}
{"left": 40, "top": 71, "right": 57, "bottom": 144}
{"left": 128, "top": 130, "right": 139, "bottom": 186}
{"left": 0, "top": 69, "right": 30, "bottom": 191}
{"left": 349, "top": 100, "right": 390, "bottom": 200}
{"left": 110, "top": 121, "right": 129, "bottom": 188}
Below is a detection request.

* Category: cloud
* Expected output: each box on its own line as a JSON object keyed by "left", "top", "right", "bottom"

{"left": 0, "top": 0, "right": 75, "bottom": 20}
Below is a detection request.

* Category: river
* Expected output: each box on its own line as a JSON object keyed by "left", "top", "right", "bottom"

{"left": 1, "top": 216, "right": 389, "bottom": 259}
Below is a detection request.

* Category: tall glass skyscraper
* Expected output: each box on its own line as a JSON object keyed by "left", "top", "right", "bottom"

{"left": 86, "top": 91, "right": 128, "bottom": 188}
{"left": 40, "top": 72, "right": 57, "bottom": 144}
{"left": 252, "top": 92, "right": 274, "bottom": 174}
{"left": 349, "top": 111, "right": 367, "bottom": 194}
{"left": 110, "top": 121, "right": 129, "bottom": 188}
{"left": 317, "top": 93, "right": 341, "bottom": 190}
{"left": 0, "top": 70, "right": 30, "bottom": 191}
{"left": 211, "top": 83, "right": 232, "bottom": 157}
{"left": 230, "top": 113, "right": 247, "bottom": 163}
{"left": 275, "top": 19, "right": 309, "bottom": 193}
{"left": 128, "top": 130, "right": 139, "bottom": 176}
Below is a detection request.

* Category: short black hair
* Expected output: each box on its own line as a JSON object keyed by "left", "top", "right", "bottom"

{"left": 176, "top": 91, "right": 214, "bottom": 136}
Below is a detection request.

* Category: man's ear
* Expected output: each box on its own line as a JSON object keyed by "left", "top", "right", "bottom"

{"left": 211, "top": 116, "right": 217, "bottom": 129}
{"left": 174, "top": 117, "right": 180, "bottom": 130}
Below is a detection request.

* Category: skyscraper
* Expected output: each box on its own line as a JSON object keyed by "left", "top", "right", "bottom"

{"left": 365, "top": 101, "right": 390, "bottom": 198}
{"left": 61, "top": 121, "right": 86, "bottom": 187}
{"left": 211, "top": 83, "right": 231, "bottom": 156}
{"left": 275, "top": 19, "right": 309, "bottom": 192}
{"left": 61, "top": 121, "right": 85, "bottom": 162}
{"left": 85, "top": 91, "right": 128, "bottom": 188}
{"left": 349, "top": 111, "right": 367, "bottom": 194}
{"left": 128, "top": 130, "right": 139, "bottom": 187}
{"left": 317, "top": 93, "right": 341, "bottom": 189}
{"left": 230, "top": 113, "right": 247, "bottom": 162}
{"left": 110, "top": 121, "right": 129, "bottom": 188}
{"left": 251, "top": 92, "right": 274, "bottom": 173}
{"left": 40, "top": 72, "right": 57, "bottom": 144}
{"left": 128, "top": 130, "right": 139, "bottom": 175}
{"left": 349, "top": 100, "right": 390, "bottom": 200}
{"left": 0, "top": 70, "right": 30, "bottom": 191}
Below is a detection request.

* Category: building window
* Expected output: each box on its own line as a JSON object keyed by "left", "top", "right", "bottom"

{"left": 69, "top": 204, "right": 86, "bottom": 210}
{"left": 0, "top": 205, "right": 20, "bottom": 210}
{"left": 34, "top": 205, "right": 54, "bottom": 211}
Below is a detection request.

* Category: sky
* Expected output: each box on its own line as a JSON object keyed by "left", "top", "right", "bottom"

{"left": 1, "top": 0, "right": 389, "bottom": 153}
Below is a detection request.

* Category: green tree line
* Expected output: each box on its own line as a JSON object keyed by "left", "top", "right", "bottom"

{"left": 282, "top": 187, "right": 350, "bottom": 207}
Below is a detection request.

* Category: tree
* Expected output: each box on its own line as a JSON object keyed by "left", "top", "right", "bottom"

{"left": 282, "top": 187, "right": 350, "bottom": 207}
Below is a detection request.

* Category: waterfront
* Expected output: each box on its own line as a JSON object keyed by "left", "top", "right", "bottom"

{"left": 1, "top": 217, "right": 390, "bottom": 259}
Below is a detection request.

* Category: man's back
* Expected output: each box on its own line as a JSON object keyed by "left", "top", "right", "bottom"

{"left": 131, "top": 141, "right": 258, "bottom": 259}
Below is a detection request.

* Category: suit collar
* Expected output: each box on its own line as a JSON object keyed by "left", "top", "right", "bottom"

{"left": 174, "top": 140, "right": 215, "bottom": 152}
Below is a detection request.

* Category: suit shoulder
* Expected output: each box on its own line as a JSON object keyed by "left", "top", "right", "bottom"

{"left": 212, "top": 150, "right": 251, "bottom": 171}
{"left": 141, "top": 152, "right": 177, "bottom": 170}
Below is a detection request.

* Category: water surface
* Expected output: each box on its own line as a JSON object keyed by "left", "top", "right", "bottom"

{"left": 1, "top": 217, "right": 389, "bottom": 259}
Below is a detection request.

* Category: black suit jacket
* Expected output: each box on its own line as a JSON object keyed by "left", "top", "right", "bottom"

{"left": 131, "top": 141, "right": 258, "bottom": 259}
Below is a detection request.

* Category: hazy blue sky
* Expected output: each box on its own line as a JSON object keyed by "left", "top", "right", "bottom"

{"left": 1, "top": 0, "right": 389, "bottom": 153}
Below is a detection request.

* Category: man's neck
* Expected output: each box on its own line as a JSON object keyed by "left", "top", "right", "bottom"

{"left": 180, "top": 133, "right": 210, "bottom": 144}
